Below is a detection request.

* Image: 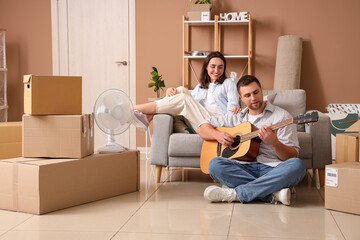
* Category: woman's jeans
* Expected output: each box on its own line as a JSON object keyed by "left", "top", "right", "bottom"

{"left": 208, "top": 157, "right": 306, "bottom": 203}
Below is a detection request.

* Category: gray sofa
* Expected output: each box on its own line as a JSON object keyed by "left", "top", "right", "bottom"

{"left": 150, "top": 89, "right": 332, "bottom": 184}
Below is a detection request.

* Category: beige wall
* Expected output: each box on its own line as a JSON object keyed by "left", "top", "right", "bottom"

{"left": 1, "top": 1, "right": 359, "bottom": 148}
{"left": 0, "top": 0, "right": 53, "bottom": 121}
{"left": 136, "top": 0, "right": 360, "bottom": 147}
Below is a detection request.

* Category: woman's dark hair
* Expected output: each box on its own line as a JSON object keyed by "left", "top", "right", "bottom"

{"left": 236, "top": 75, "right": 262, "bottom": 92}
{"left": 199, "top": 51, "right": 227, "bottom": 89}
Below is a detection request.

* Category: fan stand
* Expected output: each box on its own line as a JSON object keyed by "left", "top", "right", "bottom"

{"left": 98, "top": 134, "right": 127, "bottom": 153}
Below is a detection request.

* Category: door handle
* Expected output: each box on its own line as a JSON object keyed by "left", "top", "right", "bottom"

{"left": 115, "top": 61, "right": 127, "bottom": 66}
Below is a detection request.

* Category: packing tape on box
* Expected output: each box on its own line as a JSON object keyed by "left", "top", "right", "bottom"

{"left": 82, "top": 113, "right": 94, "bottom": 151}
{"left": 90, "top": 113, "right": 94, "bottom": 137}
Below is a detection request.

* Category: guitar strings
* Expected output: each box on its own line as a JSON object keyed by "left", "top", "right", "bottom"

{"left": 240, "top": 118, "right": 294, "bottom": 142}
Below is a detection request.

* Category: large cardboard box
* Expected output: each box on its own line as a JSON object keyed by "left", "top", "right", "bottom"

{"left": 24, "top": 75, "right": 82, "bottom": 115}
{"left": 187, "top": 3, "right": 212, "bottom": 21}
{"left": 325, "top": 162, "right": 360, "bottom": 215}
{"left": 336, "top": 133, "right": 360, "bottom": 163}
{"left": 22, "top": 114, "right": 94, "bottom": 158}
{"left": 0, "top": 122, "right": 22, "bottom": 160}
{"left": 0, "top": 151, "right": 140, "bottom": 214}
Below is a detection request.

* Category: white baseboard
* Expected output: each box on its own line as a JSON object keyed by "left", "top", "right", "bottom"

{"left": 137, "top": 147, "right": 149, "bottom": 156}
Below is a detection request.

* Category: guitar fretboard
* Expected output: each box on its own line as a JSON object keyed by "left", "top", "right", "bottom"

{"left": 240, "top": 118, "right": 294, "bottom": 142}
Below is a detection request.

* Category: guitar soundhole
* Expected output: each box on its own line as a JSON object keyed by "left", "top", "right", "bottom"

{"left": 231, "top": 135, "right": 241, "bottom": 148}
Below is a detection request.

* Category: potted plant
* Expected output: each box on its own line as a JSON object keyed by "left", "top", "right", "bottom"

{"left": 188, "top": 0, "right": 213, "bottom": 21}
{"left": 148, "top": 67, "right": 165, "bottom": 99}
{"left": 190, "top": 0, "right": 212, "bottom": 4}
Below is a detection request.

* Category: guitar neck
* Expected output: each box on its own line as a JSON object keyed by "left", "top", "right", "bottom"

{"left": 241, "top": 118, "right": 294, "bottom": 142}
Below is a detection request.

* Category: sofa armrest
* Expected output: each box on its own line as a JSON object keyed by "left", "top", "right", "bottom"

{"left": 305, "top": 111, "right": 332, "bottom": 169}
{"left": 150, "top": 114, "right": 174, "bottom": 166}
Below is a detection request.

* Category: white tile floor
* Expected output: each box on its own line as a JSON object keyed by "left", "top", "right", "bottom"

{"left": 0, "top": 154, "right": 359, "bottom": 240}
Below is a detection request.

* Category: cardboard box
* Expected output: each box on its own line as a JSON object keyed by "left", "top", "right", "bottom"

{"left": 346, "top": 120, "right": 360, "bottom": 132}
{"left": 325, "top": 162, "right": 360, "bottom": 215}
{"left": 0, "top": 122, "right": 22, "bottom": 160}
{"left": 22, "top": 114, "right": 94, "bottom": 158}
{"left": 0, "top": 151, "right": 140, "bottom": 214}
{"left": 24, "top": 75, "right": 82, "bottom": 115}
{"left": 327, "top": 113, "right": 359, "bottom": 159}
{"left": 187, "top": 3, "right": 212, "bottom": 21}
{"left": 336, "top": 133, "right": 360, "bottom": 163}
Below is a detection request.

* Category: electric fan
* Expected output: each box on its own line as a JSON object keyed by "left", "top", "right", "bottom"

{"left": 93, "top": 89, "right": 134, "bottom": 153}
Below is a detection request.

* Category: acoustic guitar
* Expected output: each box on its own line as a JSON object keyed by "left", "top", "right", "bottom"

{"left": 200, "top": 111, "right": 319, "bottom": 174}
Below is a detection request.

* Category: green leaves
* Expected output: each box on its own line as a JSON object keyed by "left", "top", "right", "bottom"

{"left": 190, "top": 0, "right": 212, "bottom": 4}
{"left": 149, "top": 66, "right": 166, "bottom": 94}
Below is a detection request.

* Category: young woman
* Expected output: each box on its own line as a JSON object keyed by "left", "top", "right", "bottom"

{"left": 133, "top": 51, "right": 241, "bottom": 132}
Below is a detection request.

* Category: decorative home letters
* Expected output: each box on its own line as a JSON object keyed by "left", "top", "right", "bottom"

{"left": 220, "top": 12, "right": 249, "bottom": 21}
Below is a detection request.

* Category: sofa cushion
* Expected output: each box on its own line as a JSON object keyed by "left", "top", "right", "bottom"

{"left": 263, "top": 89, "right": 306, "bottom": 132}
{"left": 263, "top": 89, "right": 306, "bottom": 117}
{"left": 168, "top": 133, "right": 203, "bottom": 157}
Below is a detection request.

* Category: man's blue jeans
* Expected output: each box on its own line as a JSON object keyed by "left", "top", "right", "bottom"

{"left": 208, "top": 157, "right": 306, "bottom": 203}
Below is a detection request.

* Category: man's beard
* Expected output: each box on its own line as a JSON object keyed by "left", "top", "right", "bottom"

{"left": 248, "top": 100, "right": 263, "bottom": 111}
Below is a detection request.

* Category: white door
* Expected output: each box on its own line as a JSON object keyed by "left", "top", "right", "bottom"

{"left": 51, "top": 0, "right": 136, "bottom": 150}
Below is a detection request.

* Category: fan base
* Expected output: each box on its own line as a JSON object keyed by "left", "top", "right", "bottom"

{"left": 98, "top": 142, "right": 128, "bottom": 153}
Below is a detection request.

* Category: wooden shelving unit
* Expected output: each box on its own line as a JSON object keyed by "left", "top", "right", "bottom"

{"left": 182, "top": 15, "right": 252, "bottom": 88}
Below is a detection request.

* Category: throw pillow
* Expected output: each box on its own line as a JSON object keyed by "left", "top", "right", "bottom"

{"left": 173, "top": 116, "right": 195, "bottom": 134}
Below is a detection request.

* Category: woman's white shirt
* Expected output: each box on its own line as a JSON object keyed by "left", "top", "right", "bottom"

{"left": 202, "top": 83, "right": 223, "bottom": 116}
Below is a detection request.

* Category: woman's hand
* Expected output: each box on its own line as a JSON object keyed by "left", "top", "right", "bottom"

{"left": 230, "top": 107, "right": 242, "bottom": 114}
{"left": 166, "top": 87, "right": 177, "bottom": 97}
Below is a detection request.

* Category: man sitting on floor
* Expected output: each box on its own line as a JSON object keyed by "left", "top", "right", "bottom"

{"left": 197, "top": 75, "right": 306, "bottom": 205}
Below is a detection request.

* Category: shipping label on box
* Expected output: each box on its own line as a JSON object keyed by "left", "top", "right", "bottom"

{"left": 0, "top": 151, "right": 139, "bottom": 214}
{"left": 0, "top": 122, "right": 22, "bottom": 160}
{"left": 22, "top": 114, "right": 94, "bottom": 159}
{"left": 325, "top": 162, "right": 360, "bottom": 215}
{"left": 336, "top": 133, "right": 360, "bottom": 163}
{"left": 23, "top": 75, "right": 82, "bottom": 115}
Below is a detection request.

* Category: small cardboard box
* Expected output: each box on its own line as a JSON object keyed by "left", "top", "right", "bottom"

{"left": 24, "top": 75, "right": 82, "bottom": 115}
{"left": 22, "top": 114, "right": 94, "bottom": 158}
{"left": 325, "top": 162, "right": 360, "bottom": 215}
{"left": 187, "top": 3, "right": 212, "bottom": 21}
{"left": 336, "top": 133, "right": 360, "bottom": 163}
{"left": 0, "top": 122, "right": 22, "bottom": 160}
{"left": 0, "top": 151, "right": 140, "bottom": 214}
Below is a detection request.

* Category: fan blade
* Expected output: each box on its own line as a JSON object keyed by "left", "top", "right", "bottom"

{"left": 111, "top": 103, "right": 132, "bottom": 125}
{"left": 103, "top": 92, "right": 126, "bottom": 110}
{"left": 97, "top": 112, "right": 120, "bottom": 130}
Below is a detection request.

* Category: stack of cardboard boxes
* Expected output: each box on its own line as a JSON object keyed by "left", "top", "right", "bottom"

{"left": 325, "top": 121, "right": 360, "bottom": 215}
{"left": 0, "top": 75, "right": 139, "bottom": 214}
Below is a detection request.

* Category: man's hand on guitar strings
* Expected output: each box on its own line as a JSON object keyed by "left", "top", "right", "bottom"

{"left": 258, "top": 124, "right": 279, "bottom": 147}
{"left": 215, "top": 131, "right": 234, "bottom": 146}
